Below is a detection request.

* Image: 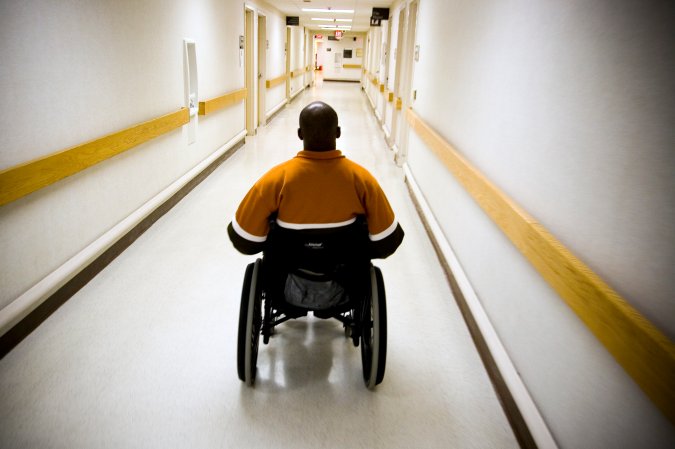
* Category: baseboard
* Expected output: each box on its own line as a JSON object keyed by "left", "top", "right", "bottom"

{"left": 403, "top": 164, "right": 557, "bottom": 449}
{"left": 363, "top": 89, "right": 377, "bottom": 111}
{"left": 382, "top": 124, "right": 391, "bottom": 142}
{"left": 0, "top": 131, "right": 247, "bottom": 358}
{"left": 266, "top": 99, "right": 288, "bottom": 125}
{"left": 322, "top": 79, "right": 361, "bottom": 83}
{"left": 289, "top": 86, "right": 305, "bottom": 102}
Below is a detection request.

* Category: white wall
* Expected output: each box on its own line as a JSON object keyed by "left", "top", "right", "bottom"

{"left": 407, "top": 0, "right": 675, "bottom": 447}
{"left": 0, "top": 0, "right": 245, "bottom": 308}
{"left": 317, "top": 33, "right": 365, "bottom": 82}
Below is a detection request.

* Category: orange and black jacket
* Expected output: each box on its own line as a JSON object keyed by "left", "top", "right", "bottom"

{"left": 228, "top": 149, "right": 404, "bottom": 258}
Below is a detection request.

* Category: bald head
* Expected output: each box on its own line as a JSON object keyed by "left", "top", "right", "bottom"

{"left": 298, "top": 101, "right": 341, "bottom": 151}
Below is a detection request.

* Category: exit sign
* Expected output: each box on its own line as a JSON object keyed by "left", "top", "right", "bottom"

{"left": 335, "top": 30, "right": 343, "bottom": 39}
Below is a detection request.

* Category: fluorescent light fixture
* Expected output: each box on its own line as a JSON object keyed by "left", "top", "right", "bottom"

{"left": 302, "top": 8, "right": 354, "bottom": 13}
{"left": 318, "top": 25, "right": 352, "bottom": 30}
{"left": 311, "top": 17, "right": 353, "bottom": 22}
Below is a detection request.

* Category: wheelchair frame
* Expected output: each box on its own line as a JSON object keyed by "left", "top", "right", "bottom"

{"left": 236, "top": 257, "right": 387, "bottom": 389}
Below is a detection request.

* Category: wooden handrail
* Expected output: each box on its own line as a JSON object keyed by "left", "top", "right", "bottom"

{"left": 406, "top": 107, "right": 675, "bottom": 424}
{"left": 379, "top": 84, "right": 385, "bottom": 93}
{"left": 396, "top": 97, "right": 402, "bottom": 110}
{"left": 266, "top": 73, "right": 288, "bottom": 89}
{"left": 198, "top": 88, "right": 246, "bottom": 116}
{"left": 290, "top": 68, "right": 305, "bottom": 78}
{"left": 388, "top": 92, "right": 395, "bottom": 102}
{"left": 343, "top": 64, "right": 362, "bottom": 69}
{"left": 0, "top": 108, "right": 189, "bottom": 207}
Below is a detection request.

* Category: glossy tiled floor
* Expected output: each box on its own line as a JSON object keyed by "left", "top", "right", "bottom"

{"left": 0, "top": 81, "right": 518, "bottom": 448}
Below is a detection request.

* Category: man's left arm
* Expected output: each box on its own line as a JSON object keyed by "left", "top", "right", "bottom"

{"left": 361, "top": 175, "right": 404, "bottom": 259}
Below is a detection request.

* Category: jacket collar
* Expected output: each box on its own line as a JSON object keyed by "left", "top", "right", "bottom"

{"left": 296, "top": 149, "right": 344, "bottom": 160}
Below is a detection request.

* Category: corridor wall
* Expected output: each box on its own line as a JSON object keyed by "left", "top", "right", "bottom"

{"left": 0, "top": 1, "right": 246, "bottom": 327}
{"left": 404, "top": 1, "right": 675, "bottom": 447}
{"left": 317, "top": 33, "right": 365, "bottom": 82}
{"left": 259, "top": 4, "right": 288, "bottom": 118}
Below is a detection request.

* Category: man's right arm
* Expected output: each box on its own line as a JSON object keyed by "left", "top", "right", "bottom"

{"left": 369, "top": 222, "right": 404, "bottom": 259}
{"left": 357, "top": 170, "right": 404, "bottom": 259}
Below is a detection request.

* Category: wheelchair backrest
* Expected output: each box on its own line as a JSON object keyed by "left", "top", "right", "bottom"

{"left": 264, "top": 216, "right": 370, "bottom": 274}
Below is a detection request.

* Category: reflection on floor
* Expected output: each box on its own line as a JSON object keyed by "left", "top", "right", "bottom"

{"left": 0, "top": 81, "right": 518, "bottom": 448}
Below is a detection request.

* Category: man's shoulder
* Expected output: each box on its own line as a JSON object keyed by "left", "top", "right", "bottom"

{"left": 340, "top": 157, "right": 377, "bottom": 182}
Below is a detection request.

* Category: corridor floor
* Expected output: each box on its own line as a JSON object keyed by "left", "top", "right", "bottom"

{"left": 0, "top": 82, "right": 519, "bottom": 448}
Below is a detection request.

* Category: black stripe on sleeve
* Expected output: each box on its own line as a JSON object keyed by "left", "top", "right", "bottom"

{"left": 370, "top": 223, "right": 404, "bottom": 259}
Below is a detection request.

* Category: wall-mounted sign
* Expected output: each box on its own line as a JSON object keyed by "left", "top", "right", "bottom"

{"left": 371, "top": 8, "right": 389, "bottom": 20}
{"left": 286, "top": 16, "right": 299, "bottom": 26}
{"left": 314, "top": 34, "right": 323, "bottom": 39}
{"left": 370, "top": 8, "right": 389, "bottom": 27}
{"left": 335, "top": 30, "right": 343, "bottom": 39}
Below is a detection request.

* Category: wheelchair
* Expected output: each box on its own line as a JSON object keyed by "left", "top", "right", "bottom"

{"left": 236, "top": 217, "right": 387, "bottom": 389}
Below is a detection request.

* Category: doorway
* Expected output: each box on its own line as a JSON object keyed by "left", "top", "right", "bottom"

{"left": 257, "top": 14, "right": 266, "bottom": 127}
{"left": 285, "top": 27, "right": 291, "bottom": 100}
{"left": 389, "top": 7, "right": 406, "bottom": 150}
{"left": 396, "top": 1, "right": 419, "bottom": 165}
{"left": 245, "top": 7, "right": 255, "bottom": 136}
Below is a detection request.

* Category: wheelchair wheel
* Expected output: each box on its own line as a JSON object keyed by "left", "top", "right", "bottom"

{"left": 360, "top": 265, "right": 387, "bottom": 389}
{"left": 237, "top": 259, "right": 263, "bottom": 385}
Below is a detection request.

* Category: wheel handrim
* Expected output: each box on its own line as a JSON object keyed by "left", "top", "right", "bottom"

{"left": 244, "top": 260, "right": 262, "bottom": 385}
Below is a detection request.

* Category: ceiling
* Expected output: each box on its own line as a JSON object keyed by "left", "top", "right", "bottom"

{"left": 264, "top": 0, "right": 393, "bottom": 33}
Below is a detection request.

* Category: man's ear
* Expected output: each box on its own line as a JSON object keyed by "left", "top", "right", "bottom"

{"left": 298, "top": 128, "right": 303, "bottom": 140}
{"left": 335, "top": 126, "right": 341, "bottom": 139}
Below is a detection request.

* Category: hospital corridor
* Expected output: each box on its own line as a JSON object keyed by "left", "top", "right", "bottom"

{"left": 1, "top": 1, "right": 674, "bottom": 448}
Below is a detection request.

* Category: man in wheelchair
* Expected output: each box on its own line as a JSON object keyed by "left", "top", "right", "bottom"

{"left": 227, "top": 101, "right": 403, "bottom": 386}
{"left": 227, "top": 101, "right": 404, "bottom": 260}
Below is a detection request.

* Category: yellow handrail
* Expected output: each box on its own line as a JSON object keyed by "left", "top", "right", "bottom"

{"left": 198, "top": 88, "right": 246, "bottom": 116}
{"left": 266, "top": 73, "right": 288, "bottom": 88}
{"left": 406, "top": 107, "right": 675, "bottom": 424}
{"left": 0, "top": 108, "right": 189, "bottom": 207}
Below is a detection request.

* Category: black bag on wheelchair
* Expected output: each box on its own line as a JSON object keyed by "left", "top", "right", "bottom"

{"left": 283, "top": 271, "right": 349, "bottom": 309}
